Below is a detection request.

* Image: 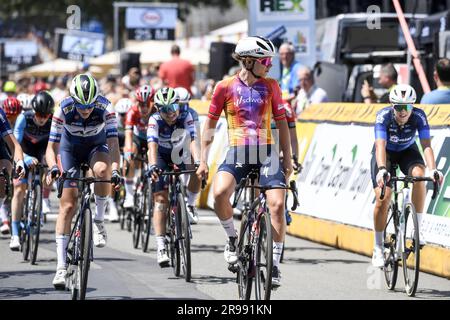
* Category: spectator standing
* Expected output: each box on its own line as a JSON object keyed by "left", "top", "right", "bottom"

{"left": 361, "top": 63, "right": 398, "bottom": 104}
{"left": 294, "top": 67, "right": 328, "bottom": 115}
{"left": 279, "top": 42, "right": 303, "bottom": 103}
{"left": 421, "top": 58, "right": 450, "bottom": 104}
{"left": 158, "top": 44, "right": 195, "bottom": 94}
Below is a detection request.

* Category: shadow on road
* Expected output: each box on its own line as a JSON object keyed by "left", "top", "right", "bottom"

{"left": 415, "top": 288, "right": 450, "bottom": 299}
{"left": 191, "top": 274, "right": 235, "bottom": 285}
{"left": 0, "top": 286, "right": 58, "bottom": 299}
{"left": 282, "top": 257, "right": 367, "bottom": 265}
{"left": 190, "top": 244, "right": 223, "bottom": 254}
{"left": 94, "top": 257, "right": 137, "bottom": 262}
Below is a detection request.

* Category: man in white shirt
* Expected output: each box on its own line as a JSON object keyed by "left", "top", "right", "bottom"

{"left": 295, "top": 67, "right": 328, "bottom": 116}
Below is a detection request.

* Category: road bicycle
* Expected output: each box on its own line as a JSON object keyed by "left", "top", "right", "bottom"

{"left": 20, "top": 163, "right": 47, "bottom": 265}
{"left": 380, "top": 164, "right": 440, "bottom": 297}
{"left": 231, "top": 168, "right": 299, "bottom": 300}
{"left": 57, "top": 164, "right": 114, "bottom": 300}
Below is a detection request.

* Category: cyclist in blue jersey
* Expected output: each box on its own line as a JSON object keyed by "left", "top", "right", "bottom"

{"left": 45, "top": 74, "right": 122, "bottom": 289}
{"left": 146, "top": 87, "right": 200, "bottom": 267}
{"left": 370, "top": 84, "right": 443, "bottom": 267}
{"left": 9, "top": 91, "right": 54, "bottom": 251}
{"left": 174, "top": 87, "right": 202, "bottom": 224}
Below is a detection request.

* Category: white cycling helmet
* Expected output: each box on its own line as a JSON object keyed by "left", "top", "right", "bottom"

{"left": 234, "top": 36, "right": 276, "bottom": 58}
{"left": 389, "top": 84, "right": 416, "bottom": 104}
{"left": 17, "top": 93, "right": 33, "bottom": 111}
{"left": 174, "top": 87, "right": 191, "bottom": 104}
{"left": 114, "top": 98, "right": 132, "bottom": 114}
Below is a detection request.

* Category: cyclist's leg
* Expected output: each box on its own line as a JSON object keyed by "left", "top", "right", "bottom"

{"left": 0, "top": 154, "right": 13, "bottom": 233}
{"left": 124, "top": 136, "right": 140, "bottom": 208}
{"left": 153, "top": 189, "right": 170, "bottom": 266}
{"left": 370, "top": 150, "right": 393, "bottom": 266}
{"left": 10, "top": 173, "right": 27, "bottom": 250}
{"left": 89, "top": 145, "right": 111, "bottom": 248}
{"left": 185, "top": 159, "right": 201, "bottom": 224}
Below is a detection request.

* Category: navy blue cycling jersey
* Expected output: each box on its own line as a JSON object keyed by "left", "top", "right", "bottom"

{"left": 0, "top": 108, "right": 12, "bottom": 138}
{"left": 49, "top": 95, "right": 118, "bottom": 148}
{"left": 147, "top": 111, "right": 196, "bottom": 155}
{"left": 374, "top": 106, "right": 430, "bottom": 152}
{"left": 14, "top": 111, "right": 52, "bottom": 156}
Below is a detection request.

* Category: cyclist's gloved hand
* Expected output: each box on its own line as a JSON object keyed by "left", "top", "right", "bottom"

{"left": 111, "top": 169, "right": 122, "bottom": 188}
{"left": 430, "top": 169, "right": 444, "bottom": 185}
{"left": 15, "top": 159, "right": 25, "bottom": 179}
{"left": 49, "top": 165, "right": 61, "bottom": 179}
{"left": 376, "top": 168, "right": 390, "bottom": 188}
{"left": 148, "top": 164, "right": 162, "bottom": 180}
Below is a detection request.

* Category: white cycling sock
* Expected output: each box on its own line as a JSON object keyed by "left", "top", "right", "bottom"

{"left": 375, "top": 231, "right": 384, "bottom": 249}
{"left": 186, "top": 190, "right": 199, "bottom": 207}
{"left": 125, "top": 180, "right": 134, "bottom": 199}
{"left": 94, "top": 195, "right": 108, "bottom": 221}
{"left": 156, "top": 235, "right": 166, "bottom": 251}
{"left": 220, "top": 217, "right": 237, "bottom": 238}
{"left": 273, "top": 242, "right": 283, "bottom": 267}
{"left": 56, "top": 234, "right": 69, "bottom": 270}
{"left": 0, "top": 200, "right": 6, "bottom": 221}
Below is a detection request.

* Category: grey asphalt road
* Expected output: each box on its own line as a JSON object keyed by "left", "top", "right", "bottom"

{"left": 0, "top": 204, "right": 449, "bottom": 300}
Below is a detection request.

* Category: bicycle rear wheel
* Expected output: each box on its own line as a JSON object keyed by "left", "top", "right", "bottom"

{"left": 237, "top": 211, "right": 252, "bottom": 300}
{"left": 30, "top": 184, "right": 42, "bottom": 265}
{"left": 255, "top": 210, "right": 273, "bottom": 300}
{"left": 78, "top": 208, "right": 92, "bottom": 300}
{"left": 383, "top": 206, "right": 398, "bottom": 290}
{"left": 141, "top": 182, "right": 153, "bottom": 253}
{"left": 402, "top": 203, "right": 420, "bottom": 297}
{"left": 177, "top": 193, "right": 191, "bottom": 282}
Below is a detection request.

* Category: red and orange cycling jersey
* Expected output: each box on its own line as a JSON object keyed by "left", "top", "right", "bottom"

{"left": 208, "top": 75, "right": 286, "bottom": 146}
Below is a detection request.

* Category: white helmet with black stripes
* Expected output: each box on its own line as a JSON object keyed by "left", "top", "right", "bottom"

{"left": 234, "top": 36, "right": 276, "bottom": 58}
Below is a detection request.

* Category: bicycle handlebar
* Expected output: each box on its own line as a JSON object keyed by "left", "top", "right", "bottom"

{"left": 57, "top": 172, "right": 114, "bottom": 198}
{"left": 380, "top": 173, "right": 440, "bottom": 201}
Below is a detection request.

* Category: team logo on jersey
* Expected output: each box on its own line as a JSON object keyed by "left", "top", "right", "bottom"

{"left": 390, "top": 135, "right": 399, "bottom": 143}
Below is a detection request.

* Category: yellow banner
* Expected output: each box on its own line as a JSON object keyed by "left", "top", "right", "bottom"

{"left": 298, "top": 103, "right": 450, "bottom": 126}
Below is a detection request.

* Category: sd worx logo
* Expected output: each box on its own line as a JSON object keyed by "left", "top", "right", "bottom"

{"left": 260, "top": 0, "right": 305, "bottom": 12}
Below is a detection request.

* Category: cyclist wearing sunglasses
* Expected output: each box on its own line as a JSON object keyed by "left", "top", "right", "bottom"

{"left": 371, "top": 84, "right": 443, "bottom": 268}
{"left": 9, "top": 91, "right": 54, "bottom": 251}
{"left": 45, "top": 73, "right": 122, "bottom": 289}
{"left": 147, "top": 87, "right": 199, "bottom": 267}
{"left": 196, "top": 36, "right": 293, "bottom": 288}
{"left": 123, "top": 85, "right": 156, "bottom": 209}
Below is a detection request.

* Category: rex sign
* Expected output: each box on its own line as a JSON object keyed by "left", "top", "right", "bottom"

{"left": 257, "top": 0, "right": 310, "bottom": 20}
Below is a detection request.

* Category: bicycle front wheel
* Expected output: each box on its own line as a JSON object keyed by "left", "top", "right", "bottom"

{"left": 255, "top": 210, "right": 273, "bottom": 300}
{"left": 132, "top": 210, "right": 141, "bottom": 249}
{"left": 177, "top": 193, "right": 191, "bottom": 282}
{"left": 402, "top": 203, "right": 420, "bottom": 297}
{"left": 141, "top": 182, "right": 153, "bottom": 253}
{"left": 237, "top": 210, "right": 252, "bottom": 300}
{"left": 30, "top": 184, "right": 42, "bottom": 265}
{"left": 383, "top": 205, "right": 398, "bottom": 290}
{"left": 21, "top": 191, "right": 32, "bottom": 261}
{"left": 78, "top": 208, "right": 92, "bottom": 300}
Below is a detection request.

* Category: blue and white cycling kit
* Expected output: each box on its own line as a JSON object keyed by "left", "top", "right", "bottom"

{"left": 371, "top": 106, "right": 430, "bottom": 188}
{"left": 147, "top": 112, "right": 196, "bottom": 192}
{"left": 49, "top": 95, "right": 118, "bottom": 188}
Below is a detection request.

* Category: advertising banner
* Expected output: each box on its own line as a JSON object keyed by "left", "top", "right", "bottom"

{"left": 248, "top": 0, "right": 316, "bottom": 79}
{"left": 125, "top": 7, "right": 177, "bottom": 41}
{"left": 0, "top": 40, "right": 38, "bottom": 72}
{"left": 56, "top": 29, "right": 105, "bottom": 62}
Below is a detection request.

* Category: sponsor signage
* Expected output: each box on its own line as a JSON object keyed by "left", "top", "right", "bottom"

{"left": 56, "top": 29, "right": 105, "bottom": 62}
{"left": 125, "top": 7, "right": 177, "bottom": 41}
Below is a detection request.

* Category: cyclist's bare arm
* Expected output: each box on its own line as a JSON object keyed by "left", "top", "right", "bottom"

{"left": 4, "top": 133, "right": 23, "bottom": 164}
{"left": 275, "top": 119, "right": 293, "bottom": 178}
{"left": 200, "top": 117, "right": 218, "bottom": 166}
{"left": 375, "top": 139, "right": 387, "bottom": 168}
{"left": 124, "top": 128, "right": 134, "bottom": 153}
{"left": 289, "top": 126, "right": 299, "bottom": 159}
{"left": 148, "top": 142, "right": 158, "bottom": 166}
{"left": 190, "top": 139, "right": 200, "bottom": 164}
{"left": 420, "top": 138, "right": 437, "bottom": 170}
{"left": 107, "top": 136, "right": 120, "bottom": 171}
